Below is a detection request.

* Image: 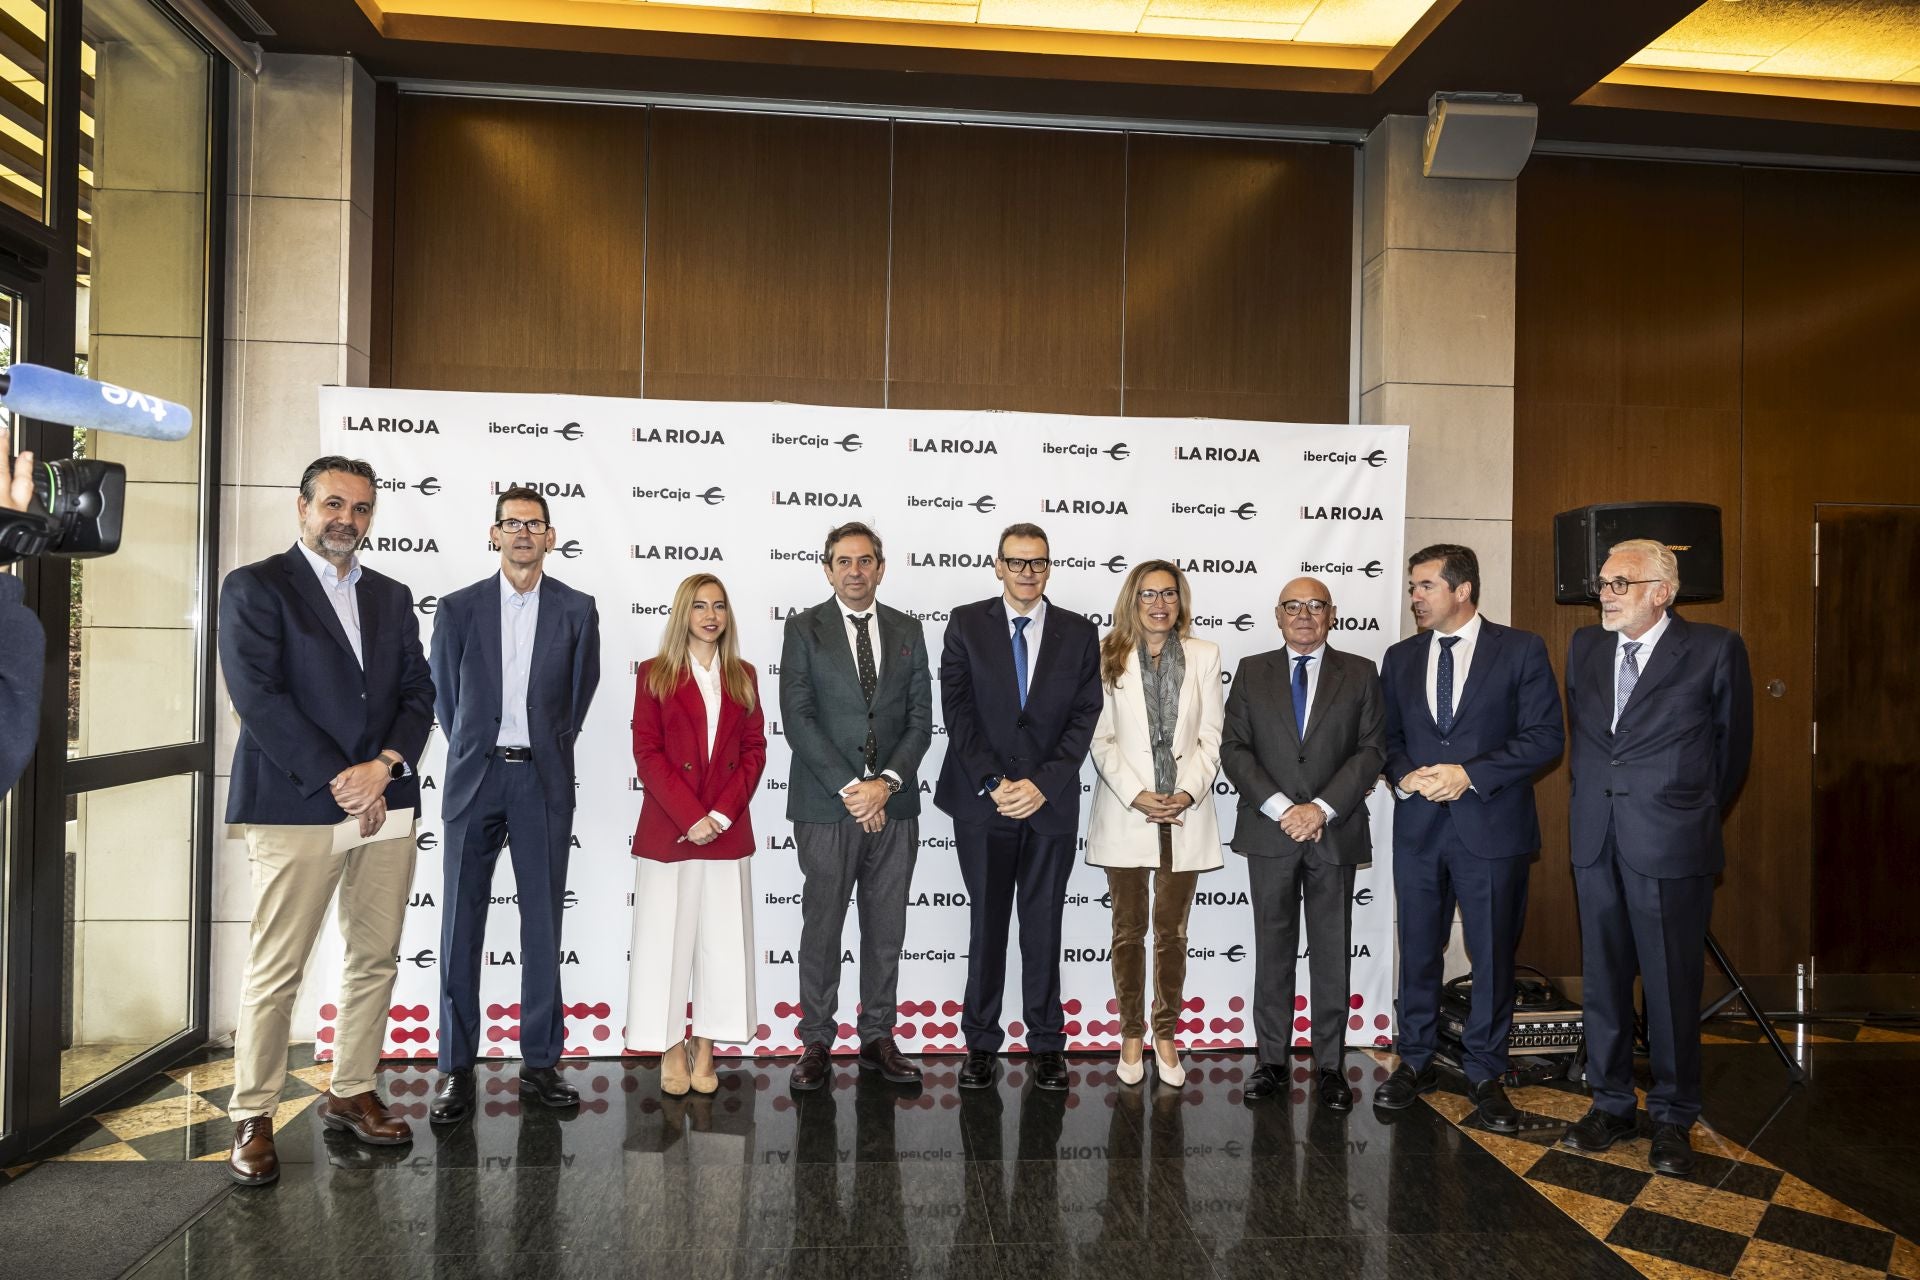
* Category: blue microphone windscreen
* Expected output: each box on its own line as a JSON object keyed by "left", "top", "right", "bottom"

{"left": 1, "top": 363, "right": 194, "bottom": 442}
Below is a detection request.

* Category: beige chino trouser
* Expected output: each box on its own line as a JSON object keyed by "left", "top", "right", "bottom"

{"left": 228, "top": 823, "right": 416, "bottom": 1121}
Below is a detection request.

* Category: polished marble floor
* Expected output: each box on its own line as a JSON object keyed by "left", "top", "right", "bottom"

{"left": 8, "top": 1028, "right": 1920, "bottom": 1279}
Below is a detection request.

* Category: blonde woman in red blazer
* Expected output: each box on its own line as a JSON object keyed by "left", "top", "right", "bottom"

{"left": 626, "top": 573, "right": 767, "bottom": 1094}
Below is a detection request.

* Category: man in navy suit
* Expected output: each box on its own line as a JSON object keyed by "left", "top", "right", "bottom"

{"left": 1372, "top": 545, "right": 1563, "bottom": 1130}
{"left": 935, "top": 522, "right": 1102, "bottom": 1091}
{"left": 427, "top": 486, "right": 601, "bottom": 1125}
{"left": 218, "top": 456, "right": 435, "bottom": 1186}
{"left": 1562, "top": 538, "right": 1751, "bottom": 1177}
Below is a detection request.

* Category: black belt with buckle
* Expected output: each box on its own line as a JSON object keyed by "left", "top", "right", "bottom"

{"left": 492, "top": 746, "right": 534, "bottom": 762}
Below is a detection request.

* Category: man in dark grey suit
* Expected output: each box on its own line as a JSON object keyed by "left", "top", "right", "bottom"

{"left": 1221, "top": 575, "right": 1386, "bottom": 1112}
{"left": 780, "top": 521, "right": 933, "bottom": 1091}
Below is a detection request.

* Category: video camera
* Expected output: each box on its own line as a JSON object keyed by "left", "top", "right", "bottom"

{"left": 0, "top": 364, "right": 192, "bottom": 565}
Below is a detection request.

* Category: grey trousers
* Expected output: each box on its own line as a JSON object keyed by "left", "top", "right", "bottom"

{"left": 794, "top": 815, "right": 919, "bottom": 1046}
{"left": 1247, "top": 848, "right": 1356, "bottom": 1071}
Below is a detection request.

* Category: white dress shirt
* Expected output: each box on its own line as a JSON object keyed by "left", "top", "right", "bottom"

{"left": 497, "top": 571, "right": 540, "bottom": 748}
{"left": 835, "top": 596, "right": 899, "bottom": 790}
{"left": 1612, "top": 608, "right": 1672, "bottom": 731}
{"left": 1005, "top": 594, "right": 1046, "bottom": 700}
{"left": 296, "top": 539, "right": 363, "bottom": 667}
{"left": 1259, "top": 642, "right": 1337, "bottom": 823}
{"left": 689, "top": 652, "right": 732, "bottom": 832}
{"left": 1424, "top": 609, "right": 1485, "bottom": 723}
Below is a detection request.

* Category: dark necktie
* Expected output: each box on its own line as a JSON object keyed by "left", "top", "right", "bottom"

{"left": 1012, "top": 615, "right": 1031, "bottom": 709}
{"left": 1615, "top": 640, "right": 1642, "bottom": 728}
{"left": 1292, "top": 654, "right": 1312, "bottom": 739}
{"left": 1436, "top": 635, "right": 1461, "bottom": 735}
{"left": 852, "top": 612, "right": 878, "bottom": 776}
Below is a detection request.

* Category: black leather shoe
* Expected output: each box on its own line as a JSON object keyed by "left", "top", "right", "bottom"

{"left": 1649, "top": 1123, "right": 1696, "bottom": 1177}
{"left": 519, "top": 1064, "right": 580, "bottom": 1108}
{"left": 790, "top": 1042, "right": 831, "bottom": 1092}
{"left": 430, "top": 1069, "right": 475, "bottom": 1125}
{"left": 1032, "top": 1051, "right": 1069, "bottom": 1091}
{"left": 1469, "top": 1077, "right": 1519, "bottom": 1133}
{"left": 1563, "top": 1106, "right": 1638, "bottom": 1153}
{"left": 959, "top": 1050, "right": 998, "bottom": 1090}
{"left": 1373, "top": 1061, "right": 1439, "bottom": 1110}
{"left": 1244, "top": 1063, "right": 1285, "bottom": 1102}
{"left": 859, "top": 1036, "right": 923, "bottom": 1085}
{"left": 1316, "top": 1069, "right": 1353, "bottom": 1113}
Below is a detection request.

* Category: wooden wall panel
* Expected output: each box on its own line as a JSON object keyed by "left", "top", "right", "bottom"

{"left": 1513, "top": 156, "right": 1746, "bottom": 978}
{"left": 644, "top": 110, "right": 890, "bottom": 407}
{"left": 1516, "top": 156, "right": 1920, "bottom": 988}
{"left": 1739, "top": 166, "right": 1920, "bottom": 983}
{"left": 887, "top": 123, "right": 1127, "bottom": 414}
{"left": 389, "top": 97, "right": 647, "bottom": 395}
{"left": 1123, "top": 135, "right": 1352, "bottom": 423}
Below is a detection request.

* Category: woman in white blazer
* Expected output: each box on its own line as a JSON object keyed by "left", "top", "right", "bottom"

{"left": 1087, "top": 559, "right": 1223, "bottom": 1089}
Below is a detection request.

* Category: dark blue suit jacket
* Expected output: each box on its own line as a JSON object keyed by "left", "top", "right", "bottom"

{"left": 933, "top": 597, "right": 1102, "bottom": 837}
{"left": 1567, "top": 611, "right": 1753, "bottom": 879}
{"left": 219, "top": 544, "right": 434, "bottom": 825}
{"left": 0, "top": 573, "right": 44, "bottom": 795}
{"left": 1382, "top": 619, "right": 1564, "bottom": 860}
{"left": 429, "top": 572, "right": 601, "bottom": 821}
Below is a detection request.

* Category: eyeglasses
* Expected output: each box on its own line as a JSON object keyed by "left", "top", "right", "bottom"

{"left": 496, "top": 518, "right": 550, "bottom": 534}
{"left": 1280, "top": 599, "right": 1330, "bottom": 617}
{"left": 1136, "top": 588, "right": 1181, "bottom": 604}
{"left": 1587, "top": 576, "right": 1659, "bottom": 598}
{"left": 1000, "top": 557, "right": 1051, "bottom": 574}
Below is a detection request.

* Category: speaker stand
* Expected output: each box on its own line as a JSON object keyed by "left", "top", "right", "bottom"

{"left": 1703, "top": 931, "right": 1807, "bottom": 1084}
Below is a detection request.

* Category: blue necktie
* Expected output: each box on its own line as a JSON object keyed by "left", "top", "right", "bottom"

{"left": 1012, "top": 615, "right": 1031, "bottom": 708}
{"left": 1436, "top": 635, "right": 1461, "bottom": 735}
{"left": 1615, "top": 641, "right": 1642, "bottom": 728}
{"left": 1292, "top": 654, "right": 1311, "bottom": 738}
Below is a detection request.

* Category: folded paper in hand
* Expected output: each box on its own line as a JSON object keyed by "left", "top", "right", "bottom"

{"left": 332, "top": 806, "right": 415, "bottom": 855}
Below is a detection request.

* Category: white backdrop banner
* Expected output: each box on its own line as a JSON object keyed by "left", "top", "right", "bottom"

{"left": 305, "top": 389, "right": 1408, "bottom": 1063}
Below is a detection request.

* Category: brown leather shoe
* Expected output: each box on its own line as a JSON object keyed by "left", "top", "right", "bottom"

{"left": 789, "top": 1042, "right": 831, "bottom": 1092}
{"left": 859, "top": 1036, "right": 922, "bottom": 1085}
{"left": 316, "top": 1089, "right": 414, "bottom": 1146}
{"left": 228, "top": 1115, "right": 279, "bottom": 1186}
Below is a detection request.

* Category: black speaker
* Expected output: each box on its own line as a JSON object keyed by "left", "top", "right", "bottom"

{"left": 1553, "top": 502, "right": 1723, "bottom": 604}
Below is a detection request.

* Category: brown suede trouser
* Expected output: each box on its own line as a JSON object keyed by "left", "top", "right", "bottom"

{"left": 1105, "top": 829, "right": 1201, "bottom": 1041}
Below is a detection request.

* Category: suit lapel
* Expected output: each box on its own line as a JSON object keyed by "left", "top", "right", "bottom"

{"left": 1277, "top": 652, "right": 1305, "bottom": 747}
{"left": 279, "top": 545, "right": 361, "bottom": 669}
{"left": 1586, "top": 628, "right": 1618, "bottom": 728}
{"left": 475, "top": 573, "right": 504, "bottom": 718}
{"left": 675, "top": 667, "right": 711, "bottom": 768}
{"left": 1620, "top": 613, "right": 1689, "bottom": 725}
{"left": 1446, "top": 621, "right": 1502, "bottom": 728}
{"left": 1302, "top": 649, "right": 1343, "bottom": 746}
{"left": 711, "top": 667, "right": 740, "bottom": 764}
{"left": 876, "top": 605, "right": 908, "bottom": 698}
{"left": 813, "top": 600, "right": 862, "bottom": 696}
{"left": 528, "top": 577, "right": 562, "bottom": 721}
{"left": 980, "top": 598, "right": 1022, "bottom": 706}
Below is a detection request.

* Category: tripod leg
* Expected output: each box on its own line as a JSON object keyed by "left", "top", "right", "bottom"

{"left": 1704, "top": 931, "right": 1806, "bottom": 1084}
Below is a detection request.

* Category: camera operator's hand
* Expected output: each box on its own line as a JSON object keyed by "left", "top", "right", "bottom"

{"left": 0, "top": 425, "right": 33, "bottom": 514}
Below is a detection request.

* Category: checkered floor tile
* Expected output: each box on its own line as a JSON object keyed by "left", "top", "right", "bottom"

{"left": 1425, "top": 1078, "right": 1920, "bottom": 1278}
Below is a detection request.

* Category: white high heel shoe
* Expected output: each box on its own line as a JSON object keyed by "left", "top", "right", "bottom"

{"left": 1153, "top": 1039, "right": 1186, "bottom": 1088}
{"left": 1116, "top": 1038, "right": 1145, "bottom": 1086}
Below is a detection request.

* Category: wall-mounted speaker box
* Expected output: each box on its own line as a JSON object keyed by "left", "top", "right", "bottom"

{"left": 1553, "top": 502, "right": 1724, "bottom": 604}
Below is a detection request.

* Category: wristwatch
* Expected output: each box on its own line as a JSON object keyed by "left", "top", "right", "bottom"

{"left": 982, "top": 774, "right": 1003, "bottom": 794}
{"left": 883, "top": 775, "right": 903, "bottom": 795}
{"left": 380, "top": 750, "right": 406, "bottom": 779}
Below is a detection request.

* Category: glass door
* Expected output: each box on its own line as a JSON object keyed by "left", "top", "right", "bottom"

{"left": 1, "top": 283, "right": 24, "bottom": 1148}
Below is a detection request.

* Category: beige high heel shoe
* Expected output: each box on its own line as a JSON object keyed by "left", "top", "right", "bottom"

{"left": 1116, "top": 1037, "right": 1145, "bottom": 1086}
{"left": 1153, "top": 1037, "right": 1186, "bottom": 1088}
{"left": 659, "top": 1040, "right": 692, "bottom": 1096}
{"left": 690, "top": 1036, "right": 719, "bottom": 1094}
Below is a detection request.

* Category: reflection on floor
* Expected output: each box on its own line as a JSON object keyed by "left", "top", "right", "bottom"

{"left": 60, "top": 1041, "right": 160, "bottom": 1098}
{"left": 3, "top": 1026, "right": 1917, "bottom": 1279}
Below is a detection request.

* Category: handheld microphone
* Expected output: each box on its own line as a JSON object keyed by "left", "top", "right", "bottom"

{"left": 0, "top": 364, "right": 193, "bottom": 441}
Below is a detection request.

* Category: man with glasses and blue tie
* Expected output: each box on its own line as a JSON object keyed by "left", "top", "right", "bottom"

{"left": 1562, "top": 538, "right": 1751, "bottom": 1177}
{"left": 1372, "top": 544, "right": 1563, "bottom": 1131}
{"left": 935, "top": 522, "right": 1102, "bottom": 1091}
{"left": 1222, "top": 575, "right": 1385, "bottom": 1110}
